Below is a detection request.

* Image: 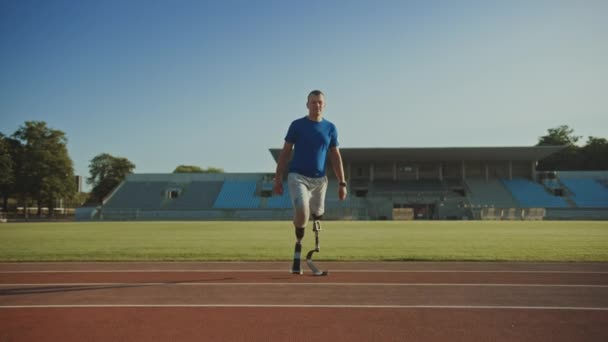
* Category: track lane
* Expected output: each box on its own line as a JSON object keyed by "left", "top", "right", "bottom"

{"left": 1, "top": 307, "right": 607, "bottom": 342}
{"left": 2, "top": 261, "right": 608, "bottom": 272}
{"left": 1, "top": 270, "right": 607, "bottom": 285}
{"left": 1, "top": 262, "right": 607, "bottom": 342}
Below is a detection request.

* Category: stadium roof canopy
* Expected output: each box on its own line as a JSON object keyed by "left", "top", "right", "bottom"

{"left": 269, "top": 146, "right": 566, "bottom": 163}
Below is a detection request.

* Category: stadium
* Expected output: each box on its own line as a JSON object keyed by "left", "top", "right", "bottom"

{"left": 77, "top": 145, "right": 608, "bottom": 221}
{"left": 3, "top": 2, "right": 608, "bottom": 341}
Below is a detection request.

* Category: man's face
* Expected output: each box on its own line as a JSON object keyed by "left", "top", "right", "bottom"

{"left": 307, "top": 94, "right": 325, "bottom": 115}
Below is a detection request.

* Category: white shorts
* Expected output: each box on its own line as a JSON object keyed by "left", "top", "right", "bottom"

{"left": 288, "top": 172, "right": 328, "bottom": 228}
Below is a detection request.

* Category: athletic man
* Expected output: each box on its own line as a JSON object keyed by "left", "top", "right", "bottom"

{"left": 273, "top": 90, "right": 347, "bottom": 274}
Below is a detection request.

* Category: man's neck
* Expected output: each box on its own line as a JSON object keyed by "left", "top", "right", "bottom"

{"left": 307, "top": 113, "right": 323, "bottom": 122}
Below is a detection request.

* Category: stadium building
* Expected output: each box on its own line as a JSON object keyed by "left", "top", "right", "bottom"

{"left": 77, "top": 146, "right": 608, "bottom": 221}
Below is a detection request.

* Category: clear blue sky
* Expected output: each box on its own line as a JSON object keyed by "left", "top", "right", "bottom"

{"left": 1, "top": 0, "right": 607, "bottom": 189}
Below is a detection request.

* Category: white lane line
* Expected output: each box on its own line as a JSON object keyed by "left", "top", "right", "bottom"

{"left": 1, "top": 283, "right": 607, "bottom": 288}
{"left": 3, "top": 261, "right": 604, "bottom": 265}
{"left": 1, "top": 270, "right": 607, "bottom": 274}
{"left": 0, "top": 304, "right": 606, "bottom": 311}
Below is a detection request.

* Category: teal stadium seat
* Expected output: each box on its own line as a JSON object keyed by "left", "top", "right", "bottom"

{"left": 560, "top": 179, "right": 608, "bottom": 208}
{"left": 163, "top": 181, "right": 223, "bottom": 210}
{"left": 465, "top": 179, "right": 518, "bottom": 208}
{"left": 213, "top": 181, "right": 260, "bottom": 209}
{"left": 104, "top": 182, "right": 165, "bottom": 210}
{"left": 502, "top": 178, "right": 568, "bottom": 208}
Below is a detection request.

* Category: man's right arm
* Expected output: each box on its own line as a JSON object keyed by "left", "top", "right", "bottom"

{"left": 274, "top": 141, "right": 293, "bottom": 195}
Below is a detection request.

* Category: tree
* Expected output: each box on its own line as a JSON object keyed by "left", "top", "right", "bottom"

{"left": 174, "top": 165, "right": 204, "bottom": 173}
{"left": 0, "top": 133, "right": 15, "bottom": 211}
{"left": 536, "top": 125, "right": 583, "bottom": 171}
{"left": 536, "top": 125, "right": 581, "bottom": 146}
{"left": 204, "top": 167, "right": 224, "bottom": 174}
{"left": 1, "top": 135, "right": 23, "bottom": 213}
{"left": 11, "top": 121, "right": 76, "bottom": 216}
{"left": 173, "top": 165, "right": 224, "bottom": 173}
{"left": 88, "top": 153, "right": 135, "bottom": 204}
{"left": 581, "top": 136, "right": 608, "bottom": 170}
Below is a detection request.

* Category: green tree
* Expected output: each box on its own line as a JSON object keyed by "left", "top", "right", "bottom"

{"left": 174, "top": 165, "right": 204, "bottom": 173}
{"left": 1, "top": 136, "right": 23, "bottom": 213}
{"left": 536, "top": 125, "right": 582, "bottom": 170}
{"left": 204, "top": 167, "right": 224, "bottom": 173}
{"left": 581, "top": 136, "right": 608, "bottom": 170}
{"left": 88, "top": 153, "right": 135, "bottom": 204}
{"left": 11, "top": 121, "right": 77, "bottom": 216}
{"left": 537, "top": 125, "right": 581, "bottom": 146}
{"left": 0, "top": 133, "right": 15, "bottom": 211}
{"left": 173, "top": 165, "right": 224, "bottom": 173}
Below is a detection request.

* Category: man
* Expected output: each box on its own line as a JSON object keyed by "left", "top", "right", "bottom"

{"left": 274, "top": 90, "right": 347, "bottom": 274}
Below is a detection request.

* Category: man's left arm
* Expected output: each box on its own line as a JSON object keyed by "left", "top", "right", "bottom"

{"left": 329, "top": 147, "right": 347, "bottom": 200}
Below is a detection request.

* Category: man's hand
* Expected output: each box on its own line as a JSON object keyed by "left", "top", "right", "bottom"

{"left": 273, "top": 178, "right": 283, "bottom": 195}
{"left": 338, "top": 185, "right": 347, "bottom": 200}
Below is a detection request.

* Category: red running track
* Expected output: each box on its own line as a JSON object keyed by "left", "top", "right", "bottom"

{"left": 1, "top": 262, "right": 607, "bottom": 341}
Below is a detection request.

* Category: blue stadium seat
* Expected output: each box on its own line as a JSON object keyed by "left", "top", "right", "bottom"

{"left": 164, "top": 181, "right": 223, "bottom": 210}
{"left": 561, "top": 179, "right": 608, "bottom": 208}
{"left": 465, "top": 179, "right": 518, "bottom": 208}
{"left": 104, "top": 182, "right": 165, "bottom": 209}
{"left": 213, "top": 181, "right": 260, "bottom": 209}
{"left": 502, "top": 178, "right": 568, "bottom": 208}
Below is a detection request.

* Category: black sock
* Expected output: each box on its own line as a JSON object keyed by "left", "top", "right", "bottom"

{"left": 295, "top": 227, "right": 304, "bottom": 243}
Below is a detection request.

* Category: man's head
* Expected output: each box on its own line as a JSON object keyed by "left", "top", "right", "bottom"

{"left": 306, "top": 90, "right": 325, "bottom": 119}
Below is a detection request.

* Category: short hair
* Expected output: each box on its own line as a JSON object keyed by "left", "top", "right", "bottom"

{"left": 307, "top": 90, "right": 325, "bottom": 101}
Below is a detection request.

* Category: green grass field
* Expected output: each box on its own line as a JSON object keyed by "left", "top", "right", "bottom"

{"left": 1, "top": 221, "right": 607, "bottom": 262}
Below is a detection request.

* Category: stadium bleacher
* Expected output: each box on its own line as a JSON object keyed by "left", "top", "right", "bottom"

{"left": 213, "top": 180, "right": 260, "bottom": 209}
{"left": 465, "top": 179, "right": 519, "bottom": 208}
{"left": 560, "top": 178, "right": 608, "bottom": 208}
{"left": 83, "top": 148, "right": 607, "bottom": 221}
{"left": 163, "top": 181, "right": 223, "bottom": 210}
{"left": 502, "top": 178, "right": 569, "bottom": 208}
{"left": 541, "top": 178, "right": 561, "bottom": 191}
{"left": 94, "top": 171, "right": 604, "bottom": 221}
{"left": 104, "top": 182, "right": 165, "bottom": 210}
{"left": 372, "top": 180, "right": 445, "bottom": 193}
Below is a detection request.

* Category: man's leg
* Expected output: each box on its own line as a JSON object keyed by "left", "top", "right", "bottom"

{"left": 291, "top": 227, "right": 305, "bottom": 274}
{"left": 309, "top": 176, "right": 328, "bottom": 226}
{"left": 288, "top": 173, "right": 311, "bottom": 274}
{"left": 305, "top": 177, "right": 329, "bottom": 276}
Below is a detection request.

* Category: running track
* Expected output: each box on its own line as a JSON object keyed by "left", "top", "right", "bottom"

{"left": 1, "top": 262, "right": 607, "bottom": 341}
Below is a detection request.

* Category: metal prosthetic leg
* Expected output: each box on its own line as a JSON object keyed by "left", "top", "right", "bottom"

{"left": 306, "top": 219, "right": 328, "bottom": 276}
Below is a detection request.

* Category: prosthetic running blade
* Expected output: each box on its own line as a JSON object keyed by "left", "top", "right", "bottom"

{"left": 306, "top": 220, "right": 329, "bottom": 276}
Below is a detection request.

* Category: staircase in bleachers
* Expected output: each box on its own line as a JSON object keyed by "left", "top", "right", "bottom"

{"left": 542, "top": 178, "right": 562, "bottom": 192}
{"left": 560, "top": 179, "right": 608, "bottom": 208}
{"left": 502, "top": 178, "right": 569, "bottom": 208}
{"left": 538, "top": 178, "right": 577, "bottom": 207}
{"left": 213, "top": 180, "right": 260, "bottom": 209}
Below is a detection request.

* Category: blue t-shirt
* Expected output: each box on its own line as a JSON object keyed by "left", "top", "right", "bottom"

{"left": 285, "top": 116, "right": 339, "bottom": 178}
